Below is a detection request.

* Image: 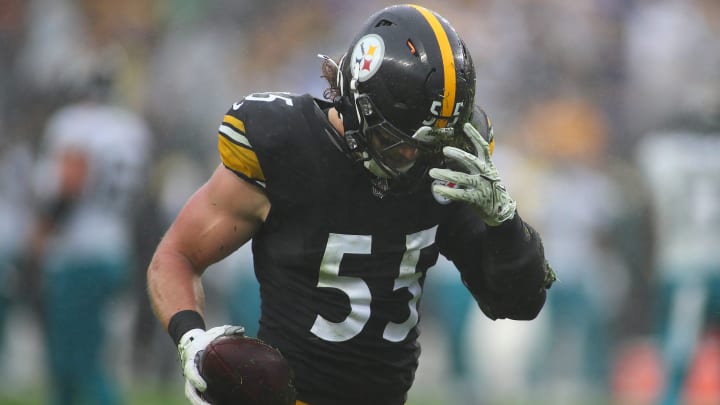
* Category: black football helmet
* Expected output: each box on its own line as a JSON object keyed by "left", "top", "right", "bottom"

{"left": 335, "top": 4, "right": 477, "bottom": 183}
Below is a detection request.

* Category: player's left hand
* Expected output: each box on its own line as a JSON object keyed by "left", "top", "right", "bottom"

{"left": 178, "top": 325, "right": 245, "bottom": 405}
{"left": 429, "top": 122, "right": 516, "bottom": 226}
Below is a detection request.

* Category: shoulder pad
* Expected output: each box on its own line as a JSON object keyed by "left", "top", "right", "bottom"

{"left": 217, "top": 92, "right": 305, "bottom": 189}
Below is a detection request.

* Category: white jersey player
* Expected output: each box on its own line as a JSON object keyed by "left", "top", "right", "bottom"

{"left": 635, "top": 131, "right": 720, "bottom": 405}
{"left": 32, "top": 96, "right": 151, "bottom": 405}
{"left": 636, "top": 132, "right": 720, "bottom": 280}
{"left": 35, "top": 100, "right": 151, "bottom": 259}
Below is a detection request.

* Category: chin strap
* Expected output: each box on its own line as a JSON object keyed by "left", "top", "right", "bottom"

{"left": 334, "top": 95, "right": 359, "bottom": 131}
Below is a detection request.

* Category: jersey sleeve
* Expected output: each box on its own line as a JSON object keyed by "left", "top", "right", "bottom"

{"left": 437, "top": 206, "right": 554, "bottom": 320}
{"left": 217, "top": 100, "right": 267, "bottom": 189}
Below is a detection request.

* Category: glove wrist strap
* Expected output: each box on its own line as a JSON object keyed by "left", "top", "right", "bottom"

{"left": 168, "top": 310, "right": 206, "bottom": 345}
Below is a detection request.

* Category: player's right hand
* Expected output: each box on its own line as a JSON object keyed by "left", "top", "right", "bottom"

{"left": 429, "top": 122, "right": 516, "bottom": 226}
{"left": 178, "top": 325, "right": 245, "bottom": 405}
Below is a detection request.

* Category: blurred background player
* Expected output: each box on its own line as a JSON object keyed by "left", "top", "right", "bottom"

{"left": 28, "top": 55, "right": 152, "bottom": 405}
{"left": 635, "top": 131, "right": 720, "bottom": 405}
{"left": 624, "top": 0, "right": 720, "bottom": 402}
{"left": 517, "top": 96, "right": 629, "bottom": 401}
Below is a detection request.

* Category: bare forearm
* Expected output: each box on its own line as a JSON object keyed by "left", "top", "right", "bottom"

{"left": 147, "top": 246, "right": 207, "bottom": 330}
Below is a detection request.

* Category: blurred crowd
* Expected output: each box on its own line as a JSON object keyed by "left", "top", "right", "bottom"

{"left": 0, "top": 0, "right": 718, "bottom": 404}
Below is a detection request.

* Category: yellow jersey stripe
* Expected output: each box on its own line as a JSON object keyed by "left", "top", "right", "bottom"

{"left": 223, "top": 114, "right": 246, "bottom": 133}
{"left": 219, "top": 115, "right": 251, "bottom": 147}
{"left": 219, "top": 124, "right": 251, "bottom": 148}
{"left": 218, "top": 135, "right": 266, "bottom": 185}
{"left": 410, "top": 4, "right": 456, "bottom": 128}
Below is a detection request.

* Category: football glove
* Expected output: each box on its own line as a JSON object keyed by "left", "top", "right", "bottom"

{"left": 178, "top": 325, "right": 245, "bottom": 405}
{"left": 429, "top": 122, "right": 516, "bottom": 226}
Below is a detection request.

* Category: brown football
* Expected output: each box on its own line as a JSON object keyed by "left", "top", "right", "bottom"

{"left": 198, "top": 335, "right": 295, "bottom": 405}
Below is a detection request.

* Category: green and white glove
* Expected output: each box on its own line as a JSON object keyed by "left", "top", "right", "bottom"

{"left": 178, "top": 325, "right": 245, "bottom": 405}
{"left": 429, "top": 122, "right": 517, "bottom": 226}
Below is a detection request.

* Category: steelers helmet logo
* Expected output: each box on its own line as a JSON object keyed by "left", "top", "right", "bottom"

{"left": 351, "top": 34, "right": 385, "bottom": 82}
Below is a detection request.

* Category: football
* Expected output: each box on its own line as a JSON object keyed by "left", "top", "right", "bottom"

{"left": 198, "top": 335, "right": 295, "bottom": 405}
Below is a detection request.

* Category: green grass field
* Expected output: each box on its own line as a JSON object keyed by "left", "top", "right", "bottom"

{"left": 0, "top": 391, "right": 449, "bottom": 405}
{"left": 0, "top": 382, "right": 614, "bottom": 405}
{"left": 0, "top": 386, "right": 185, "bottom": 405}
{"left": 0, "top": 390, "right": 612, "bottom": 405}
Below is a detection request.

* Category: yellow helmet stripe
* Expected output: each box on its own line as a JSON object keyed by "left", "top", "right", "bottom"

{"left": 410, "top": 4, "right": 456, "bottom": 128}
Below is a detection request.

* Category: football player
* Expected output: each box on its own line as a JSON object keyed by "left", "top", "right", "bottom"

{"left": 147, "top": 5, "right": 555, "bottom": 405}
{"left": 635, "top": 131, "right": 720, "bottom": 405}
{"left": 31, "top": 65, "right": 151, "bottom": 405}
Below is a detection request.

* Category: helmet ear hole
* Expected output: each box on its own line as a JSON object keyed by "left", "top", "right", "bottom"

{"left": 406, "top": 40, "right": 417, "bottom": 55}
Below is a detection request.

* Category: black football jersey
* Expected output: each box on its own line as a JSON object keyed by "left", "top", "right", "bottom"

{"left": 216, "top": 92, "right": 545, "bottom": 404}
